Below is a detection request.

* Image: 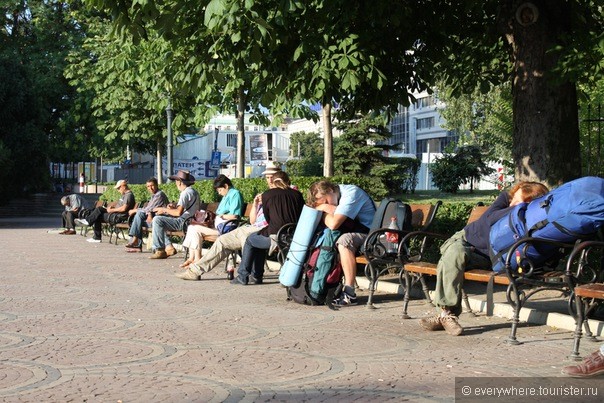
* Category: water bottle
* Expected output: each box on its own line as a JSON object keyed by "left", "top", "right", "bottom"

{"left": 385, "top": 216, "right": 399, "bottom": 254}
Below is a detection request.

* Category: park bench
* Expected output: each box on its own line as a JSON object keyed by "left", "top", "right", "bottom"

{"left": 358, "top": 202, "right": 443, "bottom": 307}
{"left": 110, "top": 202, "right": 149, "bottom": 245}
{"left": 396, "top": 204, "right": 586, "bottom": 344}
{"left": 564, "top": 240, "right": 604, "bottom": 359}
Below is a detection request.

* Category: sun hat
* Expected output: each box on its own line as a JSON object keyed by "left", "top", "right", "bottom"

{"left": 169, "top": 170, "right": 195, "bottom": 185}
{"left": 114, "top": 179, "right": 128, "bottom": 189}
{"left": 262, "top": 163, "right": 282, "bottom": 176}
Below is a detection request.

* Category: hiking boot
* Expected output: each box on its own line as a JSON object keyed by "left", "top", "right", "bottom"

{"left": 165, "top": 247, "right": 177, "bottom": 257}
{"left": 176, "top": 269, "right": 201, "bottom": 281}
{"left": 333, "top": 291, "right": 358, "bottom": 307}
{"left": 419, "top": 315, "right": 444, "bottom": 331}
{"left": 562, "top": 349, "right": 604, "bottom": 377}
{"left": 441, "top": 313, "right": 463, "bottom": 336}
{"left": 149, "top": 249, "right": 168, "bottom": 259}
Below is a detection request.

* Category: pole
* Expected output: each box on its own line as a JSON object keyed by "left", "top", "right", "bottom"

{"left": 214, "top": 127, "right": 219, "bottom": 151}
{"left": 166, "top": 96, "right": 173, "bottom": 178}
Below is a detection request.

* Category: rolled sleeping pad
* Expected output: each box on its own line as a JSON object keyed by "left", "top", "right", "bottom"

{"left": 279, "top": 205, "right": 324, "bottom": 286}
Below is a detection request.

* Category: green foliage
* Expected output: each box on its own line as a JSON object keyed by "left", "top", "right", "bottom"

{"left": 436, "top": 82, "right": 513, "bottom": 167}
{"left": 431, "top": 145, "right": 495, "bottom": 193}
{"left": 285, "top": 131, "right": 323, "bottom": 176}
{"left": 334, "top": 114, "right": 419, "bottom": 196}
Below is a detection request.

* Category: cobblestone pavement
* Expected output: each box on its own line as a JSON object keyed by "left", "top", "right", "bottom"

{"left": 1, "top": 217, "right": 603, "bottom": 402}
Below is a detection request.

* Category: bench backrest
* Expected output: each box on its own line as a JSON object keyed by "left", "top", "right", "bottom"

{"left": 409, "top": 201, "right": 442, "bottom": 231}
{"left": 467, "top": 205, "right": 489, "bottom": 225}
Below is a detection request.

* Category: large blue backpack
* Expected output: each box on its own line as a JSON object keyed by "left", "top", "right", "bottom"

{"left": 489, "top": 176, "right": 604, "bottom": 273}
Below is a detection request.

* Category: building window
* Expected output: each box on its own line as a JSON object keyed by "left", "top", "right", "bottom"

{"left": 416, "top": 95, "right": 435, "bottom": 109}
{"left": 226, "top": 133, "right": 237, "bottom": 148}
{"left": 416, "top": 117, "right": 435, "bottom": 130}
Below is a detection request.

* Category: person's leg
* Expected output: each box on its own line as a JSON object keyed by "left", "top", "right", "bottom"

{"left": 333, "top": 233, "right": 365, "bottom": 306}
{"left": 245, "top": 233, "right": 272, "bottom": 282}
{"left": 128, "top": 211, "right": 147, "bottom": 245}
{"left": 178, "top": 226, "right": 259, "bottom": 280}
{"left": 234, "top": 234, "right": 270, "bottom": 284}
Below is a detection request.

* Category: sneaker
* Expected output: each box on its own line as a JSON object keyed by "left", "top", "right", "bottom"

{"left": 333, "top": 291, "right": 358, "bottom": 307}
{"left": 249, "top": 275, "right": 263, "bottom": 285}
{"left": 230, "top": 276, "right": 248, "bottom": 285}
{"left": 441, "top": 313, "right": 463, "bottom": 336}
{"left": 176, "top": 269, "right": 201, "bottom": 281}
{"left": 419, "top": 315, "right": 444, "bottom": 331}
{"left": 87, "top": 238, "right": 101, "bottom": 243}
{"left": 75, "top": 219, "right": 90, "bottom": 226}
{"left": 562, "top": 350, "right": 604, "bottom": 377}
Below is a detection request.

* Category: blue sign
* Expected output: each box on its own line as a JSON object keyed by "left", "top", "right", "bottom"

{"left": 210, "top": 151, "right": 221, "bottom": 170}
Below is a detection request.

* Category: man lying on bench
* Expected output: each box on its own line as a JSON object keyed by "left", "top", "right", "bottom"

{"left": 419, "top": 181, "right": 548, "bottom": 336}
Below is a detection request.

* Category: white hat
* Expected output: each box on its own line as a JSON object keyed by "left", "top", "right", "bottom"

{"left": 114, "top": 179, "right": 128, "bottom": 189}
{"left": 262, "top": 164, "right": 282, "bottom": 176}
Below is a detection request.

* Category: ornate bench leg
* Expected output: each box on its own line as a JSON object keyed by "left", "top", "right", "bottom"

{"left": 419, "top": 275, "right": 432, "bottom": 304}
{"left": 365, "top": 262, "right": 377, "bottom": 309}
{"left": 402, "top": 271, "right": 412, "bottom": 319}
{"left": 461, "top": 288, "right": 476, "bottom": 316}
{"left": 570, "top": 295, "right": 585, "bottom": 360}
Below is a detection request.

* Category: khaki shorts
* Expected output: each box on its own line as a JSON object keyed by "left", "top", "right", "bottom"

{"left": 336, "top": 232, "right": 367, "bottom": 253}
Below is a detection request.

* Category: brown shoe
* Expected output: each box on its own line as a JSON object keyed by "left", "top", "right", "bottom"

{"left": 149, "top": 249, "right": 168, "bottom": 259}
{"left": 165, "top": 247, "right": 177, "bottom": 257}
{"left": 64, "top": 229, "right": 76, "bottom": 235}
{"left": 419, "top": 315, "right": 444, "bottom": 331}
{"left": 562, "top": 349, "right": 604, "bottom": 377}
{"left": 176, "top": 269, "right": 201, "bottom": 281}
{"left": 441, "top": 313, "right": 463, "bottom": 336}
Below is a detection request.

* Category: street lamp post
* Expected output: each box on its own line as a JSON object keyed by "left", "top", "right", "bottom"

{"left": 214, "top": 126, "right": 219, "bottom": 151}
{"left": 166, "top": 97, "right": 173, "bottom": 178}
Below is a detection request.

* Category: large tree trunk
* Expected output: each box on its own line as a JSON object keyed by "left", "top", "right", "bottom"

{"left": 501, "top": 0, "right": 581, "bottom": 188}
{"left": 322, "top": 102, "right": 334, "bottom": 177}
{"left": 236, "top": 87, "right": 246, "bottom": 178}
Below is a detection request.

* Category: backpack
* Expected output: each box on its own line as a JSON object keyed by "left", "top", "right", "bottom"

{"left": 363, "top": 198, "right": 413, "bottom": 256}
{"left": 287, "top": 228, "right": 344, "bottom": 309}
{"left": 489, "top": 176, "right": 604, "bottom": 273}
{"left": 369, "top": 198, "right": 413, "bottom": 233}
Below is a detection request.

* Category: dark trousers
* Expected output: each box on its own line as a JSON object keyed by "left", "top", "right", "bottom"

{"left": 62, "top": 210, "right": 77, "bottom": 229}
{"left": 237, "top": 233, "right": 271, "bottom": 283}
{"left": 87, "top": 207, "right": 108, "bottom": 240}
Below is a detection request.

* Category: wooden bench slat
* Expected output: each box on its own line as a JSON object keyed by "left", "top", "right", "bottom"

{"left": 575, "top": 283, "right": 604, "bottom": 299}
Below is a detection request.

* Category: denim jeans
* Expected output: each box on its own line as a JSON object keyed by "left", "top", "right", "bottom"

{"left": 237, "top": 233, "right": 271, "bottom": 282}
{"left": 151, "top": 215, "right": 184, "bottom": 250}
{"left": 128, "top": 211, "right": 149, "bottom": 240}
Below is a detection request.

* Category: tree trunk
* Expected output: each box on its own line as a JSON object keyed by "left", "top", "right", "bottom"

{"left": 501, "top": 0, "right": 581, "bottom": 188}
{"left": 236, "top": 87, "right": 246, "bottom": 178}
{"left": 322, "top": 103, "right": 334, "bottom": 177}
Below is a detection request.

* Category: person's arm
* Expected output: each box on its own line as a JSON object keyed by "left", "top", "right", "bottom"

{"left": 249, "top": 194, "right": 262, "bottom": 223}
{"left": 315, "top": 203, "right": 347, "bottom": 230}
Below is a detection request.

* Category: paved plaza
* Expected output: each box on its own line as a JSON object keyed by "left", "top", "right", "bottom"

{"left": 1, "top": 216, "right": 603, "bottom": 402}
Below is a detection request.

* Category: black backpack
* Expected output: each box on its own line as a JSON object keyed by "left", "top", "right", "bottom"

{"left": 370, "top": 198, "right": 413, "bottom": 233}
{"left": 287, "top": 228, "right": 344, "bottom": 310}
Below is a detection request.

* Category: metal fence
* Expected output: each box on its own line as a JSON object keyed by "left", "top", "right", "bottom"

{"left": 581, "top": 103, "right": 603, "bottom": 177}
